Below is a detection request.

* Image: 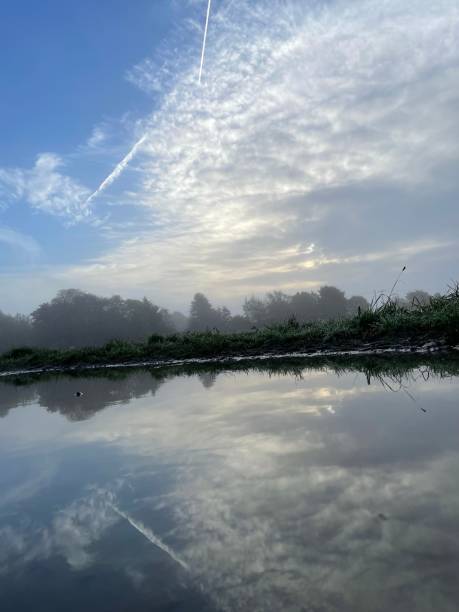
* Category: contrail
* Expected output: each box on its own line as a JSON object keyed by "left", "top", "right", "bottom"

{"left": 85, "top": 134, "right": 147, "bottom": 205}
{"left": 198, "top": 0, "right": 212, "bottom": 84}
{"left": 86, "top": 0, "right": 212, "bottom": 204}
{"left": 110, "top": 503, "right": 188, "bottom": 570}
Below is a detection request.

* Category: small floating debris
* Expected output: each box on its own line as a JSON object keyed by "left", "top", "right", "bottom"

{"left": 378, "top": 513, "right": 388, "bottom": 521}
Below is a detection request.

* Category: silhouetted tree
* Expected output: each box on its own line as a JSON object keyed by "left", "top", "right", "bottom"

{"left": 264, "top": 291, "right": 292, "bottom": 324}
{"left": 243, "top": 296, "right": 269, "bottom": 327}
{"left": 189, "top": 293, "right": 215, "bottom": 331}
{"left": 217, "top": 306, "right": 232, "bottom": 330}
{"left": 291, "top": 291, "right": 320, "bottom": 322}
{"left": 318, "top": 286, "right": 347, "bottom": 319}
{"left": 188, "top": 293, "right": 232, "bottom": 331}
{"left": 188, "top": 294, "right": 252, "bottom": 331}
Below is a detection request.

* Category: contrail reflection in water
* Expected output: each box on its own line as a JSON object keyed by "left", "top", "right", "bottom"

{"left": 109, "top": 503, "right": 188, "bottom": 571}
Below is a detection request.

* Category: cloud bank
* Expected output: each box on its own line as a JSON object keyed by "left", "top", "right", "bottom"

{"left": 1, "top": 0, "right": 459, "bottom": 312}
{"left": 72, "top": 0, "right": 459, "bottom": 304}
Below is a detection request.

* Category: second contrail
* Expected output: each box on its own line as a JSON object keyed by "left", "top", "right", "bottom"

{"left": 85, "top": 0, "right": 212, "bottom": 205}
{"left": 85, "top": 133, "right": 147, "bottom": 205}
{"left": 199, "top": 0, "right": 212, "bottom": 84}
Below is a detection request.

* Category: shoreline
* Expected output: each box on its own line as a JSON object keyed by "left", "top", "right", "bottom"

{"left": 1, "top": 339, "right": 457, "bottom": 379}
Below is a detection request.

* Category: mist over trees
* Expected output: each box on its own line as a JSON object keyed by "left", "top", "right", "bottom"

{"left": 0, "top": 286, "right": 438, "bottom": 353}
{"left": 242, "top": 286, "right": 368, "bottom": 328}
{"left": 0, "top": 289, "right": 174, "bottom": 352}
{"left": 189, "top": 293, "right": 251, "bottom": 332}
{"left": 0, "top": 311, "right": 33, "bottom": 353}
{"left": 31, "top": 289, "right": 174, "bottom": 348}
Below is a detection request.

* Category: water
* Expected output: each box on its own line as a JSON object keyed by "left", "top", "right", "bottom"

{"left": 1, "top": 362, "right": 459, "bottom": 612}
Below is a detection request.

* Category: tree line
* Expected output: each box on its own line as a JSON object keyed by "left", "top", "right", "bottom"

{"left": 0, "top": 287, "right": 433, "bottom": 353}
{"left": 188, "top": 287, "right": 370, "bottom": 331}
{"left": 0, "top": 289, "right": 174, "bottom": 352}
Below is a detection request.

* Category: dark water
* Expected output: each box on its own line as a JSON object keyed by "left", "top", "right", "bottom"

{"left": 1, "top": 362, "right": 459, "bottom": 612}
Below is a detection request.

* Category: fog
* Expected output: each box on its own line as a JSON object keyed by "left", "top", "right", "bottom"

{"left": 0, "top": 286, "right": 433, "bottom": 353}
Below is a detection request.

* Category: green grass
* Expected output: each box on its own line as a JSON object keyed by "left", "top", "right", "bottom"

{"left": 1, "top": 286, "right": 459, "bottom": 373}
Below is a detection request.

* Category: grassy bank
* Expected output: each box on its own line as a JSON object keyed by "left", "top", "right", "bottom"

{"left": 1, "top": 287, "right": 458, "bottom": 373}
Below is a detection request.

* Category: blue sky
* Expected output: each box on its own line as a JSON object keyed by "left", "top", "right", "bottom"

{"left": 0, "top": 0, "right": 180, "bottom": 273}
{"left": 1, "top": 0, "right": 458, "bottom": 314}
{"left": 0, "top": 0, "right": 175, "bottom": 164}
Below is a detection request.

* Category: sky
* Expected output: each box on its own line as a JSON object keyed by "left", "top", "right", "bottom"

{"left": 0, "top": 0, "right": 458, "bottom": 315}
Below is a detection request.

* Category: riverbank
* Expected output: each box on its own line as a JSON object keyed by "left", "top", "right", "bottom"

{"left": 1, "top": 288, "right": 458, "bottom": 374}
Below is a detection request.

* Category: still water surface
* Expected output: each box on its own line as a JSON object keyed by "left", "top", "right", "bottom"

{"left": 0, "top": 364, "right": 458, "bottom": 611}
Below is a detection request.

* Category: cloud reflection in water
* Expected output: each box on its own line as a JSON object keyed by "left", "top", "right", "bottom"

{"left": 0, "top": 365, "right": 459, "bottom": 611}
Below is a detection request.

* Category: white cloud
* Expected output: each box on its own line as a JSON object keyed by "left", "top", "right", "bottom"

{"left": 86, "top": 126, "right": 108, "bottom": 149}
{"left": 2, "top": 368, "right": 459, "bottom": 606}
{"left": 2, "top": 0, "right": 459, "bottom": 311}
{"left": 51, "top": 492, "right": 118, "bottom": 569}
{"left": 0, "top": 153, "right": 91, "bottom": 223}
{"left": 8, "top": 367, "right": 453, "bottom": 610}
{"left": 58, "top": 0, "right": 459, "bottom": 304}
{"left": 126, "top": 58, "right": 165, "bottom": 94}
{"left": 0, "top": 490, "right": 118, "bottom": 574}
